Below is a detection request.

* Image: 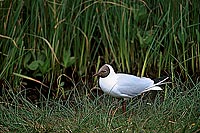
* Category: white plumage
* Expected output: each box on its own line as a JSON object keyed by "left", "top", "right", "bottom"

{"left": 94, "top": 64, "right": 168, "bottom": 98}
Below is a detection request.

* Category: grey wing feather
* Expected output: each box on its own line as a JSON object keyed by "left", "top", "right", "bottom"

{"left": 115, "top": 74, "right": 154, "bottom": 97}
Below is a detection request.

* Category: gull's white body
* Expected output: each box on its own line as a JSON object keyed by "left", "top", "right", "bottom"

{"left": 99, "top": 64, "right": 164, "bottom": 98}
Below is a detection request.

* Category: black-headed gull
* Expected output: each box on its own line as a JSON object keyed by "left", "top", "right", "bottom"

{"left": 93, "top": 64, "right": 168, "bottom": 112}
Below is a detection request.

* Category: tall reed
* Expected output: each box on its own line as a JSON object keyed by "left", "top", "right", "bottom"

{"left": 0, "top": 0, "right": 199, "bottom": 95}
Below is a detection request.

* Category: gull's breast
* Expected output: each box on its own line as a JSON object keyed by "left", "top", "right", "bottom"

{"left": 99, "top": 75, "right": 118, "bottom": 96}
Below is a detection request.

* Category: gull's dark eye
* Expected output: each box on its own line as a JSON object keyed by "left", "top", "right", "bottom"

{"left": 102, "top": 70, "right": 107, "bottom": 73}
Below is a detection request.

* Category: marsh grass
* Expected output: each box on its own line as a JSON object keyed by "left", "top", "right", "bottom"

{"left": 0, "top": 0, "right": 199, "bottom": 87}
{"left": 0, "top": 77, "right": 200, "bottom": 132}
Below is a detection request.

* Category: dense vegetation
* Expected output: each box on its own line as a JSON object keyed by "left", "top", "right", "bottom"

{"left": 0, "top": 0, "right": 199, "bottom": 132}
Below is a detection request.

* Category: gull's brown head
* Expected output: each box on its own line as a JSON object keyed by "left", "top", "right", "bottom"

{"left": 93, "top": 64, "right": 110, "bottom": 78}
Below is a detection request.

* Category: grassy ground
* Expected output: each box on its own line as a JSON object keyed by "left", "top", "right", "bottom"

{"left": 0, "top": 78, "right": 200, "bottom": 132}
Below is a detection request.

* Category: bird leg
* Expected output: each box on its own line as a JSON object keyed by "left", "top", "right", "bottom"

{"left": 122, "top": 100, "right": 126, "bottom": 113}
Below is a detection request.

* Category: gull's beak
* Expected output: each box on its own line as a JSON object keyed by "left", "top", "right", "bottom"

{"left": 93, "top": 72, "right": 99, "bottom": 77}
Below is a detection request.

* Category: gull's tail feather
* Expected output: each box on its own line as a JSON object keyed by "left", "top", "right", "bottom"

{"left": 154, "top": 77, "right": 169, "bottom": 86}
{"left": 142, "top": 77, "right": 169, "bottom": 93}
{"left": 141, "top": 86, "right": 162, "bottom": 93}
{"left": 148, "top": 86, "right": 162, "bottom": 91}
